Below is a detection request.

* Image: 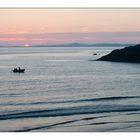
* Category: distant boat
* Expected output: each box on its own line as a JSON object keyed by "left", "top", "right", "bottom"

{"left": 93, "top": 53, "right": 97, "bottom": 55}
{"left": 13, "top": 67, "right": 25, "bottom": 73}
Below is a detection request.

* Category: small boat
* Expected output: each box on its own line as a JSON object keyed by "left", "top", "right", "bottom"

{"left": 93, "top": 53, "right": 97, "bottom": 55}
{"left": 13, "top": 67, "right": 25, "bottom": 73}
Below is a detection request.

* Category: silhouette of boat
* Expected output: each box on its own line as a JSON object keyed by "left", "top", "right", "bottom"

{"left": 13, "top": 67, "right": 25, "bottom": 73}
{"left": 93, "top": 53, "right": 97, "bottom": 55}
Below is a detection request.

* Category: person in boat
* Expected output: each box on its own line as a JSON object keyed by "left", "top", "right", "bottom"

{"left": 13, "top": 67, "right": 21, "bottom": 71}
{"left": 14, "top": 68, "right": 17, "bottom": 71}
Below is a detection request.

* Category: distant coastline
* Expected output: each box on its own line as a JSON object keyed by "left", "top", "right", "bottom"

{"left": 0, "top": 43, "right": 134, "bottom": 48}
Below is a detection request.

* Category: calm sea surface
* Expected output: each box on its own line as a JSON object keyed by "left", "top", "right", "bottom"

{"left": 0, "top": 46, "right": 140, "bottom": 132}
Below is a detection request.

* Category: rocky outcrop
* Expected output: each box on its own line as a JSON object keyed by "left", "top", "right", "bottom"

{"left": 98, "top": 44, "right": 140, "bottom": 63}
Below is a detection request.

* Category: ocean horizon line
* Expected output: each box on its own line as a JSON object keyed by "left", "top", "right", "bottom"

{"left": 0, "top": 43, "right": 135, "bottom": 48}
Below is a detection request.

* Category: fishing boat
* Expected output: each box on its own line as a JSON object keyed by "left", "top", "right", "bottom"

{"left": 13, "top": 67, "right": 25, "bottom": 73}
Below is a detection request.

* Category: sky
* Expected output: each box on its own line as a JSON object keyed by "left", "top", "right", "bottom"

{"left": 0, "top": 9, "right": 140, "bottom": 46}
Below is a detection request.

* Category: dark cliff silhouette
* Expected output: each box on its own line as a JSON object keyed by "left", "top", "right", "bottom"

{"left": 97, "top": 44, "right": 140, "bottom": 63}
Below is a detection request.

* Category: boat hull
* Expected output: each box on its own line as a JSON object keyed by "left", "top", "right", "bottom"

{"left": 13, "top": 69, "right": 25, "bottom": 73}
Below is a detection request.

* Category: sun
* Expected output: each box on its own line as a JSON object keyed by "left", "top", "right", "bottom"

{"left": 24, "top": 43, "right": 30, "bottom": 47}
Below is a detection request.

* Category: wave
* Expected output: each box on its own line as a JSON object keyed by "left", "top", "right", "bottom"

{"left": 46, "top": 95, "right": 140, "bottom": 105}
{"left": 14, "top": 119, "right": 140, "bottom": 132}
{"left": 0, "top": 104, "right": 140, "bottom": 121}
{"left": 13, "top": 115, "right": 109, "bottom": 132}
{"left": 0, "top": 95, "right": 139, "bottom": 106}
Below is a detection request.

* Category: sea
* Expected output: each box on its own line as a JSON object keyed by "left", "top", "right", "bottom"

{"left": 0, "top": 46, "right": 140, "bottom": 132}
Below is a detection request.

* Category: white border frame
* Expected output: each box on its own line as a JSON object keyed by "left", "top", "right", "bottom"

{"left": 0, "top": 0, "right": 140, "bottom": 7}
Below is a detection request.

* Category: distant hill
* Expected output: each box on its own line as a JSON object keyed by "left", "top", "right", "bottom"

{"left": 32, "top": 43, "right": 134, "bottom": 47}
{"left": 98, "top": 44, "right": 140, "bottom": 63}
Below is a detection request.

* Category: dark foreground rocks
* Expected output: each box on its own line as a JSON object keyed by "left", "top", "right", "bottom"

{"left": 98, "top": 44, "right": 140, "bottom": 63}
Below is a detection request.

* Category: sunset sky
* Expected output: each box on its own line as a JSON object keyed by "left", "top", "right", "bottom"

{"left": 0, "top": 9, "right": 140, "bottom": 46}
